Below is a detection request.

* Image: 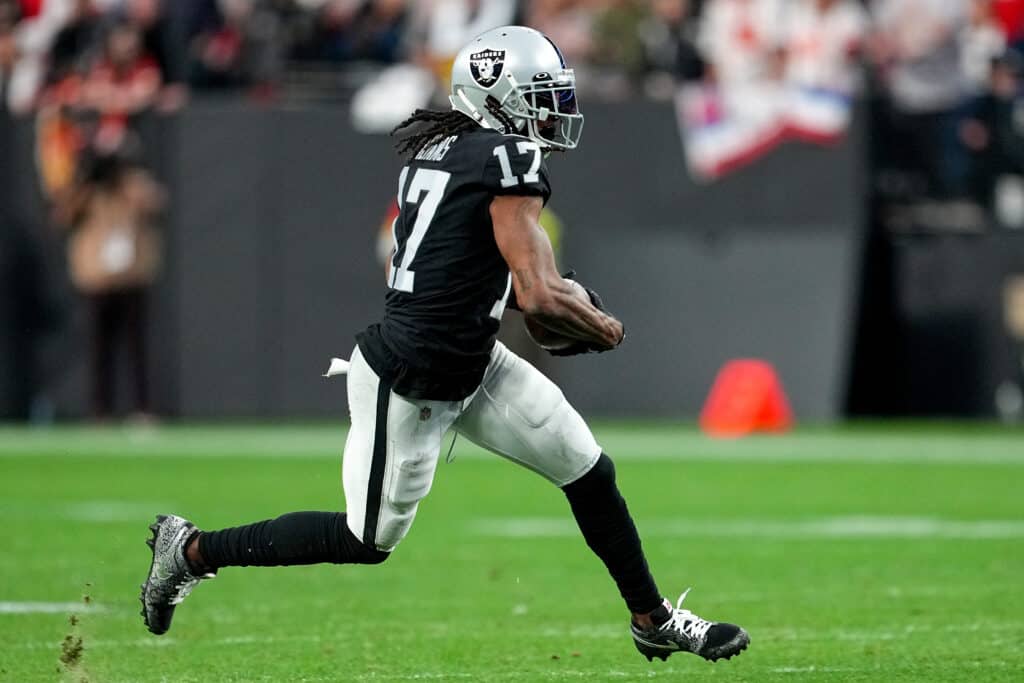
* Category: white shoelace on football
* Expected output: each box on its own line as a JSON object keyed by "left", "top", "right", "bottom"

{"left": 662, "top": 588, "right": 713, "bottom": 641}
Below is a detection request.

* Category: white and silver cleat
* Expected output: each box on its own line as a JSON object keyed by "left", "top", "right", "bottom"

{"left": 140, "top": 514, "right": 214, "bottom": 635}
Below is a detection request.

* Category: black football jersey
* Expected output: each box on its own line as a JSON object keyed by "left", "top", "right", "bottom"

{"left": 356, "top": 127, "right": 552, "bottom": 400}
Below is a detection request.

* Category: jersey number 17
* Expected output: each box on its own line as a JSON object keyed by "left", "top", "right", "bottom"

{"left": 388, "top": 164, "right": 512, "bottom": 321}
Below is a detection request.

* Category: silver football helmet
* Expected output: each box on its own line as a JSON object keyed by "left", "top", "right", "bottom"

{"left": 450, "top": 26, "right": 584, "bottom": 151}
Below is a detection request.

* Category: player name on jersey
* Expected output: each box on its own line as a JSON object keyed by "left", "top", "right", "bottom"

{"left": 414, "top": 135, "right": 458, "bottom": 163}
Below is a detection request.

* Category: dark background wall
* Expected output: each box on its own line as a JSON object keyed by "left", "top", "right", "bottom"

{"left": 2, "top": 100, "right": 867, "bottom": 420}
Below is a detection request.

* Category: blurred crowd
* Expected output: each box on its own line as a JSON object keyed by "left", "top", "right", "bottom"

{"left": 0, "top": 2, "right": 1012, "bottom": 99}
{"left": 1, "top": 1, "right": 1023, "bottom": 197}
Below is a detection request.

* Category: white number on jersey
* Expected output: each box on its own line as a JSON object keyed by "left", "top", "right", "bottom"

{"left": 493, "top": 141, "right": 542, "bottom": 188}
{"left": 389, "top": 167, "right": 513, "bottom": 319}
{"left": 389, "top": 167, "right": 450, "bottom": 293}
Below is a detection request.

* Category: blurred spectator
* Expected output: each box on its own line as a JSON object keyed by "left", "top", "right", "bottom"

{"left": 62, "top": 141, "right": 165, "bottom": 420}
{"left": 637, "top": 0, "right": 705, "bottom": 91}
{"left": 126, "top": 0, "right": 189, "bottom": 109}
{"left": 780, "top": 0, "right": 867, "bottom": 142}
{"left": 872, "top": 0, "right": 970, "bottom": 199}
{"left": 411, "top": 0, "right": 517, "bottom": 80}
{"left": 590, "top": 0, "right": 647, "bottom": 94}
{"left": 188, "top": 0, "right": 282, "bottom": 90}
{"left": 0, "top": 0, "right": 17, "bottom": 25}
{"left": 0, "top": 19, "right": 23, "bottom": 110}
{"left": 698, "top": 0, "right": 785, "bottom": 88}
{"left": 49, "top": 0, "right": 101, "bottom": 82}
{"left": 526, "top": 0, "right": 598, "bottom": 66}
{"left": 189, "top": 0, "right": 253, "bottom": 88}
{"left": 962, "top": 0, "right": 1007, "bottom": 94}
{"left": 292, "top": 0, "right": 407, "bottom": 64}
{"left": 351, "top": 0, "right": 515, "bottom": 132}
{"left": 79, "top": 19, "right": 162, "bottom": 138}
{"left": 127, "top": 0, "right": 177, "bottom": 80}
{"left": 962, "top": 49, "right": 1024, "bottom": 207}
{"left": 0, "top": 1, "right": 44, "bottom": 112}
{"left": 783, "top": 0, "right": 866, "bottom": 96}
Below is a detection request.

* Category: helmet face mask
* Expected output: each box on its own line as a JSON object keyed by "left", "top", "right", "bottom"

{"left": 512, "top": 70, "right": 584, "bottom": 150}
{"left": 450, "top": 26, "right": 584, "bottom": 151}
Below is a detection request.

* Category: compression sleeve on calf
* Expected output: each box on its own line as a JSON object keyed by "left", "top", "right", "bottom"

{"left": 197, "top": 511, "right": 388, "bottom": 568}
{"left": 561, "top": 453, "right": 662, "bottom": 615}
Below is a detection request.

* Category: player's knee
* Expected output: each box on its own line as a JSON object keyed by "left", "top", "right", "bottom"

{"left": 353, "top": 544, "right": 391, "bottom": 565}
{"left": 562, "top": 452, "right": 616, "bottom": 497}
{"left": 340, "top": 520, "right": 392, "bottom": 565}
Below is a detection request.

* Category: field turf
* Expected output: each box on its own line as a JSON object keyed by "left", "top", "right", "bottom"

{"left": 1, "top": 422, "right": 1022, "bottom": 682}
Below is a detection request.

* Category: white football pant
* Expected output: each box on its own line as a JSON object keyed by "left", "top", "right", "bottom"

{"left": 342, "top": 342, "right": 602, "bottom": 552}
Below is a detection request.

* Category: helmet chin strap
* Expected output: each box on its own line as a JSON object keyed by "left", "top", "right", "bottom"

{"left": 450, "top": 86, "right": 542, "bottom": 140}
{"left": 451, "top": 89, "right": 496, "bottom": 130}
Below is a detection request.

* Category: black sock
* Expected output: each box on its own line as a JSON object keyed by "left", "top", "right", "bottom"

{"left": 197, "top": 511, "right": 389, "bottom": 569}
{"left": 562, "top": 453, "right": 662, "bottom": 615}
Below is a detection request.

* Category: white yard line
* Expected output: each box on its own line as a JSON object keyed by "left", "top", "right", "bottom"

{"left": 27, "top": 506, "right": 1024, "bottom": 537}
{"left": 348, "top": 673, "right": 674, "bottom": 681}
{"left": 536, "top": 621, "right": 1024, "bottom": 642}
{"left": 63, "top": 500, "right": 179, "bottom": 522}
{"left": 12, "top": 622, "right": 1022, "bottom": 647}
{"left": 470, "top": 515, "right": 1024, "bottom": 539}
{"left": 0, "top": 601, "right": 106, "bottom": 614}
{"left": 2, "top": 427, "right": 1023, "bottom": 465}
{"left": 769, "top": 666, "right": 865, "bottom": 674}
{"left": 0, "top": 500, "right": 179, "bottom": 523}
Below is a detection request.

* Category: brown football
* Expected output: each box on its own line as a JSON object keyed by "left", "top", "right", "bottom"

{"left": 523, "top": 279, "right": 589, "bottom": 350}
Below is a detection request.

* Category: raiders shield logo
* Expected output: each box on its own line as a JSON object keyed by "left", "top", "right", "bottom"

{"left": 469, "top": 49, "right": 505, "bottom": 88}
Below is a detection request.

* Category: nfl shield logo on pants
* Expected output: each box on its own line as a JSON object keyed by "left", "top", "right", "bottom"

{"left": 469, "top": 49, "right": 505, "bottom": 88}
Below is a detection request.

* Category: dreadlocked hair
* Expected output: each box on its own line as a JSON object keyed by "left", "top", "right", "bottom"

{"left": 391, "top": 98, "right": 521, "bottom": 157}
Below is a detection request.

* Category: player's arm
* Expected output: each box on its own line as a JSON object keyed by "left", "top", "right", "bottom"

{"left": 491, "top": 195, "right": 622, "bottom": 349}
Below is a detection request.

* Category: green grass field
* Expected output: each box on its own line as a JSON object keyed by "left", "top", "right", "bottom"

{"left": 1, "top": 422, "right": 1023, "bottom": 682}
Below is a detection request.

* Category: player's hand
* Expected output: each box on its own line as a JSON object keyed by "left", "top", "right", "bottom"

{"left": 556, "top": 275, "right": 625, "bottom": 354}
{"left": 578, "top": 281, "right": 624, "bottom": 349}
{"left": 547, "top": 311, "right": 624, "bottom": 356}
{"left": 603, "top": 315, "right": 625, "bottom": 348}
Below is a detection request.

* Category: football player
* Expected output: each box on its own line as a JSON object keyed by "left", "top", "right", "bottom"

{"left": 140, "top": 26, "right": 750, "bottom": 664}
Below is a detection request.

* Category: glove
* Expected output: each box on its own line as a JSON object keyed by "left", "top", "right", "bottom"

{"left": 545, "top": 272, "right": 625, "bottom": 356}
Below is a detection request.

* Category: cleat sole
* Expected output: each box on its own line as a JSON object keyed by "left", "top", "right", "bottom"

{"left": 701, "top": 629, "right": 750, "bottom": 662}
{"left": 634, "top": 640, "right": 679, "bottom": 662}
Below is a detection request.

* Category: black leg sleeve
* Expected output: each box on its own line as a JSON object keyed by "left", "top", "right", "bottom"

{"left": 562, "top": 454, "right": 663, "bottom": 615}
{"left": 197, "top": 511, "right": 388, "bottom": 569}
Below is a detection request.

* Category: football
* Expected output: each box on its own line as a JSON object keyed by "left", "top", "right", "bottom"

{"left": 524, "top": 279, "right": 589, "bottom": 350}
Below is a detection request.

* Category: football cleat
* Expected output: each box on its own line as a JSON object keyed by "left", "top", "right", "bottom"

{"left": 631, "top": 589, "right": 750, "bottom": 663}
{"left": 139, "top": 514, "right": 214, "bottom": 635}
